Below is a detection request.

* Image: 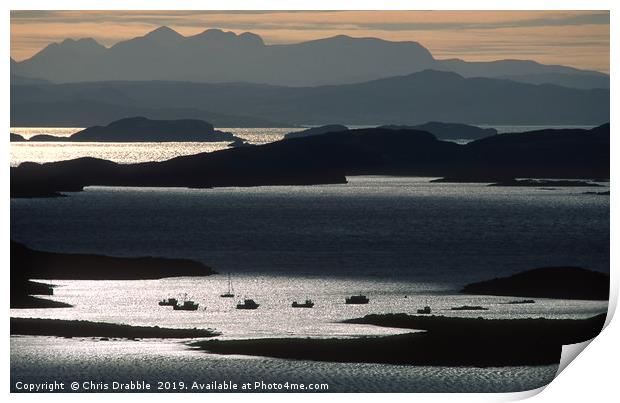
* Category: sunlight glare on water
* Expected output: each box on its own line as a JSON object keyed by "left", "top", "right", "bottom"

{"left": 9, "top": 127, "right": 298, "bottom": 166}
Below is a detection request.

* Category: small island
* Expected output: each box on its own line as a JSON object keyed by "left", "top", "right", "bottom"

{"left": 501, "top": 299, "right": 536, "bottom": 305}
{"left": 450, "top": 305, "right": 488, "bottom": 311}
{"left": 380, "top": 121, "right": 497, "bottom": 140}
{"left": 11, "top": 117, "right": 244, "bottom": 143}
{"left": 462, "top": 267, "right": 609, "bottom": 300}
{"left": 11, "top": 318, "right": 220, "bottom": 339}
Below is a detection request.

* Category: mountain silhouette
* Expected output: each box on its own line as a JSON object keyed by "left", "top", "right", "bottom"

{"left": 11, "top": 27, "right": 608, "bottom": 89}
{"left": 11, "top": 69, "right": 609, "bottom": 126}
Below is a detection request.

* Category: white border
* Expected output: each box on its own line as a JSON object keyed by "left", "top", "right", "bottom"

{"left": 3, "top": 1, "right": 617, "bottom": 402}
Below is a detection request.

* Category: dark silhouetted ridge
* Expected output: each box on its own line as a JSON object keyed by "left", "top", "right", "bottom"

{"left": 462, "top": 267, "right": 609, "bottom": 300}
{"left": 12, "top": 28, "right": 608, "bottom": 89}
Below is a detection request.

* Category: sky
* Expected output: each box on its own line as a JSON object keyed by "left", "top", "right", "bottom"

{"left": 10, "top": 10, "right": 610, "bottom": 73}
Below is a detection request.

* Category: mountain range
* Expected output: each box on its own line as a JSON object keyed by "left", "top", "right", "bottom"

{"left": 11, "top": 26, "right": 608, "bottom": 89}
{"left": 11, "top": 69, "right": 609, "bottom": 126}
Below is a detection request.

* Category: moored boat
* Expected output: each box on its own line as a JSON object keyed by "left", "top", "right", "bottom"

{"left": 417, "top": 306, "right": 431, "bottom": 314}
{"left": 158, "top": 297, "right": 178, "bottom": 306}
{"left": 220, "top": 273, "right": 235, "bottom": 298}
{"left": 345, "top": 294, "right": 369, "bottom": 304}
{"left": 236, "top": 298, "right": 260, "bottom": 309}
{"left": 292, "top": 299, "right": 314, "bottom": 308}
{"left": 173, "top": 300, "right": 199, "bottom": 311}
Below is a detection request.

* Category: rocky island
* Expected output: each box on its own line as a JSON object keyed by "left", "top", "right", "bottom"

{"left": 462, "top": 267, "right": 609, "bottom": 300}
{"left": 11, "top": 318, "right": 220, "bottom": 339}
{"left": 380, "top": 121, "right": 497, "bottom": 140}
{"left": 10, "top": 117, "right": 243, "bottom": 142}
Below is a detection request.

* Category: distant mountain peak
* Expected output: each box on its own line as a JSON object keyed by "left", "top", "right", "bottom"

{"left": 238, "top": 32, "right": 265, "bottom": 46}
{"left": 40, "top": 37, "right": 106, "bottom": 54}
{"left": 143, "top": 25, "right": 184, "bottom": 41}
{"left": 188, "top": 28, "right": 264, "bottom": 47}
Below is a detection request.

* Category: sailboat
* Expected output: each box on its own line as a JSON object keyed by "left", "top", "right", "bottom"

{"left": 220, "top": 273, "right": 235, "bottom": 298}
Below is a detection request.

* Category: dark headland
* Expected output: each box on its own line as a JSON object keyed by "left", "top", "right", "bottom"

{"left": 11, "top": 318, "right": 220, "bottom": 339}
{"left": 284, "top": 122, "right": 497, "bottom": 141}
{"left": 10, "top": 133, "right": 26, "bottom": 142}
{"left": 10, "top": 241, "right": 216, "bottom": 308}
{"left": 194, "top": 313, "right": 606, "bottom": 367}
{"left": 10, "top": 124, "right": 609, "bottom": 198}
{"left": 12, "top": 117, "right": 243, "bottom": 142}
{"left": 284, "top": 124, "right": 349, "bottom": 139}
{"left": 380, "top": 121, "right": 498, "bottom": 140}
{"left": 488, "top": 179, "right": 602, "bottom": 187}
{"left": 12, "top": 278, "right": 73, "bottom": 309}
{"left": 462, "top": 267, "right": 609, "bottom": 300}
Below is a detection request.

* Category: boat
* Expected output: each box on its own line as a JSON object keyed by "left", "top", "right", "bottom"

{"left": 236, "top": 298, "right": 260, "bottom": 310}
{"left": 417, "top": 306, "right": 431, "bottom": 314}
{"left": 173, "top": 300, "right": 199, "bottom": 311}
{"left": 345, "top": 294, "right": 369, "bottom": 304}
{"left": 292, "top": 299, "right": 314, "bottom": 308}
{"left": 220, "top": 273, "right": 235, "bottom": 298}
{"left": 158, "top": 297, "right": 178, "bottom": 306}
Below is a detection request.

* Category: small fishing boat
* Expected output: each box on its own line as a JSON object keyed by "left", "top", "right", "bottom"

{"left": 220, "top": 273, "right": 235, "bottom": 298}
{"left": 417, "top": 306, "right": 431, "bottom": 314}
{"left": 173, "top": 300, "right": 199, "bottom": 311}
{"left": 345, "top": 294, "right": 369, "bottom": 304}
{"left": 158, "top": 297, "right": 178, "bottom": 306}
{"left": 236, "top": 298, "right": 260, "bottom": 310}
{"left": 292, "top": 299, "right": 314, "bottom": 308}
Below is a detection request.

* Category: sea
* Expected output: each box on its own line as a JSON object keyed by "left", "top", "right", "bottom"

{"left": 9, "top": 126, "right": 608, "bottom": 392}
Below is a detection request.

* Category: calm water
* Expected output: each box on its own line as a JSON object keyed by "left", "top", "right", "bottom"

{"left": 11, "top": 177, "right": 610, "bottom": 282}
{"left": 9, "top": 127, "right": 297, "bottom": 166}
{"left": 9, "top": 275, "right": 607, "bottom": 340}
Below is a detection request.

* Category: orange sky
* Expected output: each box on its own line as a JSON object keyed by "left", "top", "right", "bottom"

{"left": 10, "top": 10, "right": 610, "bottom": 73}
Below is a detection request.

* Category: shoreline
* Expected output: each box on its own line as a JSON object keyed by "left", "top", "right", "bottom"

{"left": 10, "top": 317, "right": 221, "bottom": 339}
